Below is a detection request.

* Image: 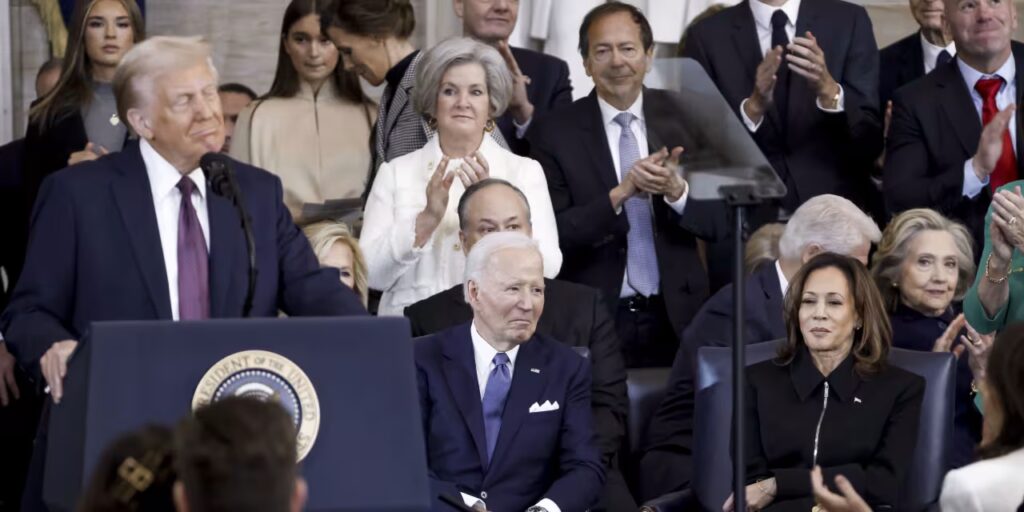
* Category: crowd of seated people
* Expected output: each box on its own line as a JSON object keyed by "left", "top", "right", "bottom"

{"left": 3, "top": 0, "right": 1024, "bottom": 510}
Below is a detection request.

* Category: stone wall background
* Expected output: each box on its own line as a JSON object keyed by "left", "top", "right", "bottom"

{"left": 6, "top": 0, "right": 1024, "bottom": 141}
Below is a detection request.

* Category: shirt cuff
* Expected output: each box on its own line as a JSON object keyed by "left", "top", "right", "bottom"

{"left": 963, "top": 158, "right": 990, "bottom": 198}
{"left": 664, "top": 182, "right": 689, "bottom": 214}
{"left": 534, "top": 498, "right": 561, "bottom": 512}
{"left": 816, "top": 84, "right": 845, "bottom": 113}
{"left": 739, "top": 98, "right": 763, "bottom": 132}
{"left": 513, "top": 116, "right": 532, "bottom": 139}
{"left": 460, "top": 493, "right": 484, "bottom": 509}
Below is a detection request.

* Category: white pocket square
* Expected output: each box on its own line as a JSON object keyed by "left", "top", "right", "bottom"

{"left": 528, "top": 400, "right": 560, "bottom": 413}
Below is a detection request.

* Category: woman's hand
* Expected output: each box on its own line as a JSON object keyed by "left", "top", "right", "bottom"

{"left": 40, "top": 340, "right": 78, "bottom": 404}
{"left": 454, "top": 151, "right": 489, "bottom": 188}
{"left": 415, "top": 157, "right": 454, "bottom": 248}
{"left": 810, "top": 466, "right": 870, "bottom": 512}
{"left": 991, "top": 186, "right": 1024, "bottom": 257}
{"left": 67, "top": 142, "right": 107, "bottom": 166}
{"left": 961, "top": 324, "right": 994, "bottom": 383}
{"left": 932, "top": 313, "right": 967, "bottom": 359}
{"left": 722, "top": 478, "right": 776, "bottom": 512}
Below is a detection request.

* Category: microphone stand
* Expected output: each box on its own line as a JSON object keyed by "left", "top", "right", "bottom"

{"left": 203, "top": 155, "right": 257, "bottom": 318}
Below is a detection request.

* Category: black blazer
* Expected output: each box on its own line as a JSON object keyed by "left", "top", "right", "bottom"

{"left": 529, "top": 88, "right": 730, "bottom": 335}
{"left": 0, "top": 138, "right": 26, "bottom": 310}
{"left": 884, "top": 43, "right": 1024, "bottom": 250}
{"left": 742, "top": 348, "right": 924, "bottom": 511}
{"left": 497, "top": 47, "right": 573, "bottom": 157}
{"left": 637, "top": 263, "right": 786, "bottom": 500}
{"left": 404, "top": 278, "right": 627, "bottom": 468}
{"left": 682, "top": 0, "right": 882, "bottom": 211}
{"left": 879, "top": 32, "right": 925, "bottom": 109}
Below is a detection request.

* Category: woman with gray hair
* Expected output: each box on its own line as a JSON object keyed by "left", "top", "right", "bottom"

{"left": 870, "top": 208, "right": 985, "bottom": 469}
{"left": 360, "top": 37, "right": 561, "bottom": 316}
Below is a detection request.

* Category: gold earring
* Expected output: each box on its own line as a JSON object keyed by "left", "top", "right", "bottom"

{"left": 484, "top": 119, "right": 496, "bottom": 133}
{"left": 426, "top": 116, "right": 438, "bottom": 130}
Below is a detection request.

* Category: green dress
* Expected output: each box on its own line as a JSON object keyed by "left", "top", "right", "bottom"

{"left": 964, "top": 179, "right": 1024, "bottom": 334}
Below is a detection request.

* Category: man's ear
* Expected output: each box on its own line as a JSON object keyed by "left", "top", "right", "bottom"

{"left": 459, "top": 231, "right": 469, "bottom": 256}
{"left": 290, "top": 477, "right": 308, "bottom": 512}
{"left": 467, "top": 279, "right": 481, "bottom": 306}
{"left": 173, "top": 481, "right": 189, "bottom": 512}
{"left": 126, "top": 108, "right": 153, "bottom": 140}
{"left": 801, "top": 244, "right": 823, "bottom": 264}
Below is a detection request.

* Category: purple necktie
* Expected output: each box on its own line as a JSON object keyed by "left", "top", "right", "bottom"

{"left": 176, "top": 177, "right": 209, "bottom": 320}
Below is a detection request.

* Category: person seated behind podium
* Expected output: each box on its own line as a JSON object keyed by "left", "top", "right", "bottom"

{"left": 78, "top": 425, "right": 176, "bottom": 512}
{"left": 360, "top": 37, "right": 561, "bottom": 317}
{"left": 0, "top": 36, "right": 366, "bottom": 406}
{"left": 304, "top": 220, "right": 370, "bottom": 307}
{"left": 414, "top": 232, "right": 604, "bottom": 512}
{"left": 724, "top": 253, "right": 924, "bottom": 511}
{"left": 404, "top": 178, "right": 632, "bottom": 510}
{"left": 173, "top": 397, "right": 307, "bottom": 512}
{"left": 870, "top": 208, "right": 983, "bottom": 469}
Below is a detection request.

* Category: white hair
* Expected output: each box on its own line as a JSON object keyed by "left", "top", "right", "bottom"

{"left": 777, "top": 194, "right": 881, "bottom": 261}
{"left": 463, "top": 232, "right": 541, "bottom": 302}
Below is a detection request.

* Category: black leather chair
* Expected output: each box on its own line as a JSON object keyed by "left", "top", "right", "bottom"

{"left": 692, "top": 340, "right": 955, "bottom": 511}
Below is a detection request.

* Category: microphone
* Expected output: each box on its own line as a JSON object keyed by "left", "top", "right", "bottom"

{"left": 200, "top": 152, "right": 257, "bottom": 317}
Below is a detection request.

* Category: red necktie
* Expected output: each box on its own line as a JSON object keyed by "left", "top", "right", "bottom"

{"left": 975, "top": 77, "right": 1018, "bottom": 191}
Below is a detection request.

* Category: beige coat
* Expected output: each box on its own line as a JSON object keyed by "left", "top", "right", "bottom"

{"left": 230, "top": 80, "right": 375, "bottom": 222}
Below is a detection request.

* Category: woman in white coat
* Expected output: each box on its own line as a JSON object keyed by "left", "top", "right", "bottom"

{"left": 360, "top": 37, "right": 561, "bottom": 316}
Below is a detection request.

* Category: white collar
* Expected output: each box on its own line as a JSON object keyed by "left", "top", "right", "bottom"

{"left": 958, "top": 52, "right": 1017, "bottom": 91}
{"left": 775, "top": 259, "right": 790, "bottom": 296}
{"left": 919, "top": 32, "right": 955, "bottom": 65}
{"left": 749, "top": 0, "right": 801, "bottom": 34}
{"left": 140, "top": 139, "right": 207, "bottom": 203}
{"left": 424, "top": 133, "right": 502, "bottom": 173}
{"left": 597, "top": 92, "right": 645, "bottom": 129}
{"left": 470, "top": 321, "right": 520, "bottom": 370}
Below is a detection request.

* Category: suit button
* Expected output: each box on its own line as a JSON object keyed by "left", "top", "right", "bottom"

{"left": 480, "top": 491, "right": 488, "bottom": 499}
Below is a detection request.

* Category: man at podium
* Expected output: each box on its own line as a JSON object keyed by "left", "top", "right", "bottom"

{"left": 0, "top": 36, "right": 366, "bottom": 405}
{"left": 414, "top": 232, "right": 605, "bottom": 512}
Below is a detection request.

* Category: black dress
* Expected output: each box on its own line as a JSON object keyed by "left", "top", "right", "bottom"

{"left": 742, "top": 346, "right": 925, "bottom": 511}
{"left": 889, "top": 303, "right": 982, "bottom": 468}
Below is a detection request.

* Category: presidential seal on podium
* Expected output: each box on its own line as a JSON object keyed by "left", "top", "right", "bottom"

{"left": 192, "top": 350, "right": 320, "bottom": 461}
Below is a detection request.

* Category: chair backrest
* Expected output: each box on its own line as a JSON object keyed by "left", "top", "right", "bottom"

{"left": 626, "top": 368, "right": 672, "bottom": 459}
{"left": 693, "top": 341, "right": 955, "bottom": 512}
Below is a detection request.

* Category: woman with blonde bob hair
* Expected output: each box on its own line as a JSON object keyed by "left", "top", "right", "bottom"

{"left": 871, "top": 208, "right": 982, "bottom": 468}
{"left": 303, "top": 221, "right": 369, "bottom": 307}
{"left": 724, "top": 253, "right": 924, "bottom": 511}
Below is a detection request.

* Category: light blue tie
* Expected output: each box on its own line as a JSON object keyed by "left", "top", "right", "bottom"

{"left": 481, "top": 352, "right": 511, "bottom": 464}
{"left": 614, "top": 112, "right": 659, "bottom": 297}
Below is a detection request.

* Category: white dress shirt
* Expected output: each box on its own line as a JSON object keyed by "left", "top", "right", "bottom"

{"left": 959, "top": 54, "right": 1018, "bottom": 199}
{"left": 597, "top": 93, "right": 689, "bottom": 298}
{"left": 140, "top": 139, "right": 210, "bottom": 321}
{"left": 774, "top": 260, "right": 790, "bottom": 295}
{"left": 462, "top": 322, "right": 560, "bottom": 512}
{"left": 921, "top": 33, "right": 956, "bottom": 75}
{"left": 939, "top": 446, "right": 1024, "bottom": 511}
{"left": 740, "top": 0, "right": 845, "bottom": 132}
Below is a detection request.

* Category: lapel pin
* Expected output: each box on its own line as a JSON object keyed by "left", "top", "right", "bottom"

{"left": 854, "top": 397, "right": 862, "bottom": 404}
{"left": 530, "top": 368, "right": 540, "bottom": 374}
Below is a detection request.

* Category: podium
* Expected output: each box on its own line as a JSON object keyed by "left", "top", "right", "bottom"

{"left": 43, "top": 317, "right": 431, "bottom": 512}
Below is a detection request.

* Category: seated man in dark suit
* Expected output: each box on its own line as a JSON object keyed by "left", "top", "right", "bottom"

{"left": 454, "top": 0, "right": 573, "bottom": 156}
{"left": 405, "top": 178, "right": 632, "bottom": 510}
{"left": 636, "top": 194, "right": 881, "bottom": 501}
{"left": 0, "top": 35, "right": 366, "bottom": 406}
{"left": 173, "top": 397, "right": 307, "bottom": 512}
{"left": 884, "top": 0, "right": 1024, "bottom": 250}
{"left": 530, "top": 3, "right": 743, "bottom": 368}
{"left": 879, "top": 0, "right": 955, "bottom": 109}
{"left": 415, "top": 231, "right": 605, "bottom": 512}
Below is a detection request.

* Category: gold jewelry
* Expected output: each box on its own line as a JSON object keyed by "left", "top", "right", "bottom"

{"left": 426, "top": 116, "right": 438, "bottom": 130}
{"left": 985, "top": 254, "right": 1011, "bottom": 284}
{"left": 484, "top": 119, "right": 496, "bottom": 133}
{"left": 970, "top": 379, "right": 980, "bottom": 395}
{"left": 755, "top": 478, "right": 775, "bottom": 497}
{"left": 1011, "top": 216, "right": 1019, "bottom": 226}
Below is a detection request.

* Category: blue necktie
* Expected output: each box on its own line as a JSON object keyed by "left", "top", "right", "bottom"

{"left": 481, "top": 352, "right": 511, "bottom": 464}
{"left": 614, "top": 112, "right": 659, "bottom": 297}
{"left": 936, "top": 49, "right": 953, "bottom": 69}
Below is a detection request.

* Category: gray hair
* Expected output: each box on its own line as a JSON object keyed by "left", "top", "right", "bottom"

{"left": 114, "top": 36, "right": 219, "bottom": 134}
{"left": 463, "top": 231, "right": 540, "bottom": 302}
{"left": 413, "top": 37, "right": 513, "bottom": 120}
{"left": 777, "top": 194, "right": 881, "bottom": 261}
{"left": 870, "top": 208, "right": 976, "bottom": 311}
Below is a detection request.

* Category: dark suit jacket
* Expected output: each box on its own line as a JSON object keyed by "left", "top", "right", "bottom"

{"left": 498, "top": 47, "right": 573, "bottom": 157}
{"left": 879, "top": 32, "right": 925, "bottom": 109}
{"left": 529, "top": 88, "right": 731, "bottom": 335}
{"left": 743, "top": 348, "right": 924, "bottom": 510}
{"left": 884, "top": 43, "right": 1024, "bottom": 250}
{"left": 0, "top": 138, "right": 25, "bottom": 310}
{"left": 637, "top": 263, "right": 786, "bottom": 500}
{"left": 683, "top": 0, "right": 882, "bottom": 211}
{"left": 0, "top": 142, "right": 367, "bottom": 367}
{"left": 404, "top": 278, "right": 627, "bottom": 468}
{"left": 415, "top": 324, "right": 605, "bottom": 512}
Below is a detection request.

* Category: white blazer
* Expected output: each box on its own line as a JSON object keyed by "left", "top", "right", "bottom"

{"left": 360, "top": 135, "right": 562, "bottom": 317}
{"left": 940, "top": 446, "right": 1024, "bottom": 511}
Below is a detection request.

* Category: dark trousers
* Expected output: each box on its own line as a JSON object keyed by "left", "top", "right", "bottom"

{"left": 0, "top": 370, "right": 43, "bottom": 512}
{"left": 615, "top": 295, "right": 678, "bottom": 368}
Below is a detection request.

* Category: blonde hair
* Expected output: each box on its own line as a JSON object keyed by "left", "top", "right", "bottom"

{"left": 303, "top": 221, "right": 369, "bottom": 307}
{"left": 745, "top": 223, "right": 785, "bottom": 273}
{"left": 870, "top": 208, "right": 976, "bottom": 312}
{"left": 113, "top": 36, "right": 218, "bottom": 134}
